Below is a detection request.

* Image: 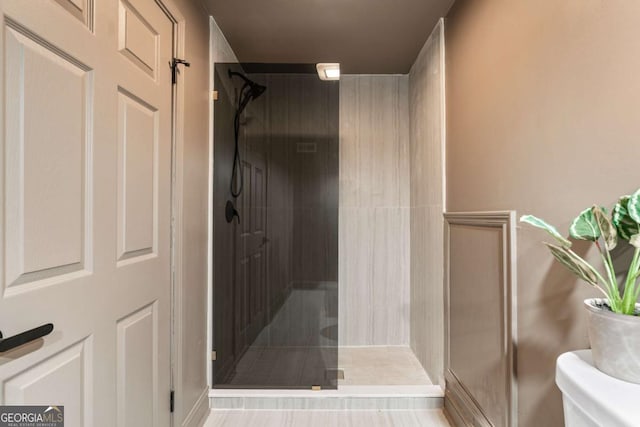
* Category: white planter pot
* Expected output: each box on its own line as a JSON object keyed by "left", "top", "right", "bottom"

{"left": 585, "top": 298, "right": 640, "bottom": 384}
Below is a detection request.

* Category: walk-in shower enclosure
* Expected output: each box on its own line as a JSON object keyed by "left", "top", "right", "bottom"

{"left": 212, "top": 63, "right": 339, "bottom": 389}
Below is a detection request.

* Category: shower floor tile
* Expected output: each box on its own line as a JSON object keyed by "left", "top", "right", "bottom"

{"left": 215, "top": 285, "right": 431, "bottom": 388}
{"left": 224, "top": 345, "right": 432, "bottom": 388}
{"left": 338, "top": 346, "right": 433, "bottom": 386}
{"left": 228, "top": 346, "right": 334, "bottom": 387}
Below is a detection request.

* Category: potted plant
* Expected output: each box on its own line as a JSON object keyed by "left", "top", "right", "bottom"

{"left": 521, "top": 190, "right": 640, "bottom": 384}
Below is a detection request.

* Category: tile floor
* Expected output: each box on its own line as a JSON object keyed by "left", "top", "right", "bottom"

{"left": 209, "top": 346, "right": 442, "bottom": 413}
{"left": 210, "top": 287, "right": 444, "bottom": 425}
{"left": 204, "top": 409, "right": 450, "bottom": 426}
{"left": 226, "top": 346, "right": 432, "bottom": 388}
{"left": 223, "top": 286, "right": 338, "bottom": 388}
{"left": 229, "top": 346, "right": 335, "bottom": 387}
{"left": 219, "top": 285, "right": 432, "bottom": 389}
{"left": 339, "top": 346, "right": 432, "bottom": 385}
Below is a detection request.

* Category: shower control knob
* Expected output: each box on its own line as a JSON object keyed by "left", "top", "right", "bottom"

{"left": 225, "top": 200, "right": 240, "bottom": 224}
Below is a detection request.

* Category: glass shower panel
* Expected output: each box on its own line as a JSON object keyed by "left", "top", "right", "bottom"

{"left": 212, "top": 63, "right": 339, "bottom": 389}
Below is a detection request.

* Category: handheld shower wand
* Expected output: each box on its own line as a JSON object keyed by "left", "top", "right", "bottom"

{"left": 228, "top": 70, "right": 267, "bottom": 114}
{"left": 228, "top": 70, "right": 266, "bottom": 198}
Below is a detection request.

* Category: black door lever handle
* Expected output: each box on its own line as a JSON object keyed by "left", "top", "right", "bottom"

{"left": 0, "top": 323, "right": 54, "bottom": 352}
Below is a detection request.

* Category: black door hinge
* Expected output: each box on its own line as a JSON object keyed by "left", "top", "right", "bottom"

{"left": 170, "top": 58, "right": 190, "bottom": 85}
{"left": 170, "top": 390, "right": 175, "bottom": 413}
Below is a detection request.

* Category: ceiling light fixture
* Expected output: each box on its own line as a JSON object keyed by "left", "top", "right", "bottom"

{"left": 316, "top": 63, "right": 340, "bottom": 81}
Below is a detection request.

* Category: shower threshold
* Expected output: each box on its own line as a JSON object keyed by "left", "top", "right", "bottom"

{"left": 209, "top": 346, "right": 444, "bottom": 411}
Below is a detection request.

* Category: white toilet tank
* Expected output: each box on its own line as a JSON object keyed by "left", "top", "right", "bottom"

{"left": 556, "top": 350, "right": 640, "bottom": 427}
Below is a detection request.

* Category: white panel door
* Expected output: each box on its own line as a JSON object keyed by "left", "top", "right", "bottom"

{"left": 0, "top": 0, "right": 175, "bottom": 426}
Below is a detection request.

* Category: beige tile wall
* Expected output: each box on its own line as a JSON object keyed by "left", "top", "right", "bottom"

{"left": 339, "top": 75, "right": 411, "bottom": 345}
{"left": 408, "top": 20, "right": 446, "bottom": 385}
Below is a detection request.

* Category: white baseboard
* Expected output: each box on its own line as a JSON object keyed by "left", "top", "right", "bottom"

{"left": 181, "top": 387, "right": 210, "bottom": 427}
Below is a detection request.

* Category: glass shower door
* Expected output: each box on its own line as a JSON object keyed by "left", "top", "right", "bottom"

{"left": 212, "top": 63, "right": 339, "bottom": 389}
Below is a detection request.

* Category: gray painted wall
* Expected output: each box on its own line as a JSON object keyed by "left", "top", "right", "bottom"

{"left": 169, "top": 6, "right": 225, "bottom": 426}
{"left": 445, "top": 1, "right": 640, "bottom": 425}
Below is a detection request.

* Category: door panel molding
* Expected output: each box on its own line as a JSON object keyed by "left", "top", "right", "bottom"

{"left": 53, "top": 0, "right": 94, "bottom": 31}
{"left": 116, "top": 87, "right": 159, "bottom": 266}
{"left": 3, "top": 336, "right": 93, "bottom": 427}
{"left": 3, "top": 17, "right": 94, "bottom": 296}
{"left": 116, "top": 302, "right": 158, "bottom": 427}
{"left": 118, "top": 0, "right": 159, "bottom": 79}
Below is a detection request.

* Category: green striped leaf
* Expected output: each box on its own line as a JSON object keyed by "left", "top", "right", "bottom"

{"left": 520, "top": 215, "right": 571, "bottom": 247}
{"left": 570, "top": 208, "right": 600, "bottom": 241}
{"left": 613, "top": 196, "right": 635, "bottom": 239}
{"left": 592, "top": 206, "right": 617, "bottom": 251}
{"left": 544, "top": 243, "right": 599, "bottom": 286}
{"left": 628, "top": 189, "right": 640, "bottom": 223}
{"left": 613, "top": 195, "right": 640, "bottom": 247}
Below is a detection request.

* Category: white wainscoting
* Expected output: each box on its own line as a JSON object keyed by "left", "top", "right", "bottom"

{"left": 443, "top": 212, "right": 517, "bottom": 427}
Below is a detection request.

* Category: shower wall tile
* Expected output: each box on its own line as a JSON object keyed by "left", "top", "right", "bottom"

{"left": 239, "top": 396, "right": 441, "bottom": 410}
{"left": 209, "top": 397, "right": 443, "bottom": 411}
{"left": 339, "top": 75, "right": 410, "bottom": 346}
{"left": 206, "top": 409, "right": 450, "bottom": 426}
{"left": 340, "top": 75, "right": 410, "bottom": 209}
{"left": 258, "top": 73, "right": 339, "bottom": 284}
{"left": 409, "top": 206, "right": 444, "bottom": 383}
{"left": 409, "top": 20, "right": 445, "bottom": 385}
